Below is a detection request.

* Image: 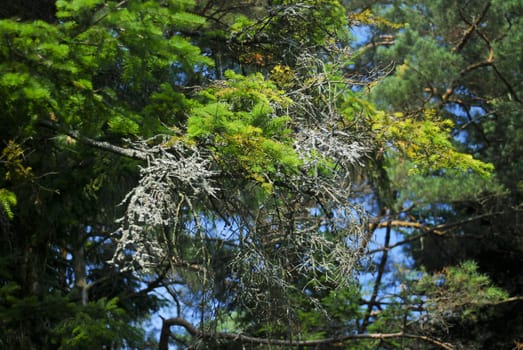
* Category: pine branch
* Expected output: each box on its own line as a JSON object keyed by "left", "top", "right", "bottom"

{"left": 453, "top": 2, "right": 491, "bottom": 53}
{"left": 440, "top": 2, "right": 494, "bottom": 104}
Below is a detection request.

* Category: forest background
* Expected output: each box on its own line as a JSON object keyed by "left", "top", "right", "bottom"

{"left": 1, "top": 0, "right": 522, "bottom": 349}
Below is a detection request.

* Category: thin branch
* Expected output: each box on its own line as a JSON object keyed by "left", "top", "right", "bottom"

{"left": 367, "top": 211, "right": 505, "bottom": 254}
{"left": 126, "top": 267, "right": 169, "bottom": 299}
{"left": 372, "top": 220, "right": 444, "bottom": 235}
{"left": 360, "top": 219, "right": 392, "bottom": 332}
{"left": 38, "top": 120, "right": 147, "bottom": 160}
{"left": 159, "top": 316, "right": 174, "bottom": 350}
{"left": 453, "top": 2, "right": 491, "bottom": 53}
{"left": 367, "top": 231, "right": 424, "bottom": 255}
{"left": 440, "top": 2, "right": 493, "bottom": 105}
{"left": 490, "top": 295, "right": 523, "bottom": 305}
{"left": 459, "top": 59, "right": 494, "bottom": 76}
{"left": 492, "top": 64, "right": 523, "bottom": 105}
{"left": 357, "top": 35, "right": 395, "bottom": 54}
{"left": 371, "top": 210, "right": 503, "bottom": 236}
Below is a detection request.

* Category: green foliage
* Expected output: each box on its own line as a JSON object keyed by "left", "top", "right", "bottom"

{"left": 416, "top": 261, "right": 508, "bottom": 321}
{"left": 0, "top": 286, "right": 72, "bottom": 349}
{"left": 188, "top": 70, "right": 300, "bottom": 190}
{"left": 347, "top": 1, "right": 523, "bottom": 347}
{"left": 387, "top": 157, "right": 504, "bottom": 210}
{"left": 0, "top": 0, "right": 212, "bottom": 348}
{"left": 0, "top": 189, "right": 17, "bottom": 220}
{"left": 349, "top": 8, "right": 404, "bottom": 29}
{"left": 1, "top": 140, "right": 33, "bottom": 183}
{"left": 0, "top": 285, "right": 144, "bottom": 350}
{"left": 296, "top": 286, "right": 363, "bottom": 340}
{"left": 107, "top": 114, "right": 141, "bottom": 135}
{"left": 226, "top": 0, "right": 350, "bottom": 67}
{"left": 53, "top": 298, "right": 144, "bottom": 350}
{"left": 372, "top": 109, "right": 494, "bottom": 177}
{"left": 55, "top": 0, "right": 106, "bottom": 18}
{"left": 372, "top": 30, "right": 463, "bottom": 110}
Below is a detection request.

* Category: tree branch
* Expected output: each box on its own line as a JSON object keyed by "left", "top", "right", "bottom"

{"left": 357, "top": 34, "right": 395, "bottom": 54}
{"left": 367, "top": 211, "right": 505, "bottom": 254}
{"left": 372, "top": 219, "right": 444, "bottom": 235}
{"left": 160, "top": 316, "right": 454, "bottom": 350}
{"left": 37, "top": 120, "right": 147, "bottom": 160}
{"left": 360, "top": 219, "right": 392, "bottom": 332}
{"left": 370, "top": 210, "right": 503, "bottom": 237}
{"left": 441, "top": 2, "right": 493, "bottom": 104}
{"left": 453, "top": 2, "right": 491, "bottom": 53}
{"left": 492, "top": 64, "right": 523, "bottom": 105}
{"left": 491, "top": 295, "right": 523, "bottom": 305}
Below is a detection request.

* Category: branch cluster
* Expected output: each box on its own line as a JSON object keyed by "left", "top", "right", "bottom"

{"left": 111, "top": 45, "right": 377, "bottom": 337}
{"left": 111, "top": 138, "right": 218, "bottom": 271}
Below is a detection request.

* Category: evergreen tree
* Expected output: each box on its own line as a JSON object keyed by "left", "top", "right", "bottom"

{"left": 351, "top": 0, "right": 523, "bottom": 348}
{"left": 0, "top": 0, "right": 209, "bottom": 348}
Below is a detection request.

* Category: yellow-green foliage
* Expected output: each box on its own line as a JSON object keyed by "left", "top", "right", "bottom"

{"left": 0, "top": 189, "right": 17, "bottom": 220}
{"left": 270, "top": 65, "right": 295, "bottom": 89}
{"left": 187, "top": 70, "right": 300, "bottom": 191}
{"left": 1, "top": 140, "right": 33, "bottom": 182}
{"left": 372, "top": 109, "right": 494, "bottom": 177}
{"left": 349, "top": 8, "right": 404, "bottom": 29}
